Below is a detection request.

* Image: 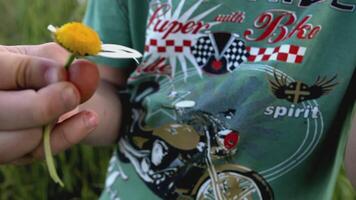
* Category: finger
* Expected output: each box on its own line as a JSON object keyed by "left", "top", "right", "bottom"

{"left": 0, "top": 128, "right": 42, "bottom": 164}
{"left": 0, "top": 44, "right": 99, "bottom": 101}
{"left": 0, "top": 82, "right": 80, "bottom": 130}
{"left": 68, "top": 60, "right": 100, "bottom": 102}
{"left": 30, "top": 110, "right": 98, "bottom": 159}
{"left": 0, "top": 43, "right": 69, "bottom": 64}
{"left": 0, "top": 52, "right": 67, "bottom": 90}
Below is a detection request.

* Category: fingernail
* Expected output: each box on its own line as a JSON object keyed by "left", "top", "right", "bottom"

{"left": 85, "top": 112, "right": 98, "bottom": 130}
{"left": 44, "top": 68, "right": 60, "bottom": 83}
{"left": 62, "top": 87, "right": 79, "bottom": 109}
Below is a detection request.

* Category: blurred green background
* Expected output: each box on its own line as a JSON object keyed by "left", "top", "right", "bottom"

{"left": 0, "top": 0, "right": 87, "bottom": 44}
{"left": 0, "top": 0, "right": 113, "bottom": 199}
{"left": 0, "top": 0, "right": 354, "bottom": 200}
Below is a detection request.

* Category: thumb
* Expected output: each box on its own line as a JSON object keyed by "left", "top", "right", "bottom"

{"left": 68, "top": 60, "right": 100, "bottom": 103}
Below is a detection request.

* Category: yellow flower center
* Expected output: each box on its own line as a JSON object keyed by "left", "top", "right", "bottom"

{"left": 54, "top": 22, "right": 101, "bottom": 56}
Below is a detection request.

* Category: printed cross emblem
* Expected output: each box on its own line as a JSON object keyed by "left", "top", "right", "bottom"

{"left": 285, "top": 81, "right": 311, "bottom": 104}
{"left": 269, "top": 72, "right": 338, "bottom": 104}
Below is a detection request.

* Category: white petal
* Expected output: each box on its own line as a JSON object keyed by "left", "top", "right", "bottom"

{"left": 47, "top": 25, "right": 57, "bottom": 33}
{"left": 99, "top": 44, "right": 143, "bottom": 59}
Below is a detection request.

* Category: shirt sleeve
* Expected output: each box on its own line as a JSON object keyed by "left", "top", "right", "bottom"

{"left": 83, "top": 0, "right": 135, "bottom": 68}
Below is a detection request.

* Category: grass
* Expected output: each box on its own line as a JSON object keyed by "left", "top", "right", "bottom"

{"left": 0, "top": 0, "right": 86, "bottom": 44}
{"left": 0, "top": 0, "right": 112, "bottom": 199}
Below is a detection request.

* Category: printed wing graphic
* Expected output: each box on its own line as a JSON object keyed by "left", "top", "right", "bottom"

{"left": 269, "top": 73, "right": 338, "bottom": 103}
{"left": 304, "top": 75, "right": 338, "bottom": 100}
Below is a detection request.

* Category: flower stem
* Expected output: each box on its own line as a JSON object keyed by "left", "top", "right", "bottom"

{"left": 64, "top": 54, "right": 76, "bottom": 69}
{"left": 43, "top": 53, "right": 76, "bottom": 187}
{"left": 43, "top": 124, "right": 64, "bottom": 187}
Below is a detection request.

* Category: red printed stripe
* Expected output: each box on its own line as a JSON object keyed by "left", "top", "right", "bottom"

{"left": 246, "top": 45, "right": 306, "bottom": 64}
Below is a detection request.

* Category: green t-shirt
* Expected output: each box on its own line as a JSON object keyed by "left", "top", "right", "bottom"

{"left": 84, "top": 0, "right": 355, "bottom": 199}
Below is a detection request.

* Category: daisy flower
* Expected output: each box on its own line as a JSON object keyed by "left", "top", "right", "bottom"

{"left": 44, "top": 22, "right": 142, "bottom": 187}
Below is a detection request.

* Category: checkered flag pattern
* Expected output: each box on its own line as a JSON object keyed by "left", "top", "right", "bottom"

{"left": 223, "top": 39, "right": 249, "bottom": 70}
{"left": 144, "top": 39, "right": 192, "bottom": 53}
{"left": 190, "top": 36, "right": 214, "bottom": 66}
{"left": 246, "top": 45, "right": 306, "bottom": 64}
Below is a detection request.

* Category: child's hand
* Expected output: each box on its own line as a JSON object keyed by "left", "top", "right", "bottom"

{"left": 0, "top": 43, "right": 99, "bottom": 164}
